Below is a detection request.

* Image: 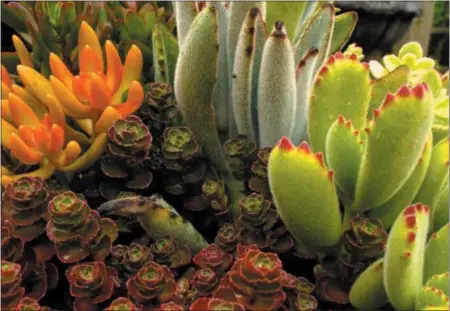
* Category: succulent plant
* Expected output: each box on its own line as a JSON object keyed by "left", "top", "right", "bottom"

{"left": 190, "top": 297, "right": 246, "bottom": 311}
{"left": 137, "top": 82, "right": 181, "bottom": 135}
{"left": 104, "top": 297, "right": 141, "bottom": 311}
{"left": 1, "top": 2, "right": 110, "bottom": 76}
{"left": 192, "top": 268, "right": 220, "bottom": 297}
{"left": 46, "top": 191, "right": 118, "bottom": 263}
{"left": 248, "top": 147, "right": 272, "bottom": 198}
{"left": 201, "top": 180, "right": 230, "bottom": 222}
{"left": 213, "top": 244, "right": 287, "bottom": 311}
{"left": 65, "top": 261, "right": 118, "bottom": 311}
{"left": 155, "top": 302, "right": 185, "bottom": 311}
{"left": 12, "top": 297, "right": 53, "bottom": 311}
{"left": 236, "top": 192, "right": 294, "bottom": 253}
{"left": 1, "top": 220, "right": 25, "bottom": 263}
{"left": 214, "top": 223, "right": 238, "bottom": 253}
{"left": 2, "top": 177, "right": 50, "bottom": 242}
{"left": 282, "top": 274, "right": 317, "bottom": 311}
{"left": 161, "top": 126, "right": 207, "bottom": 201}
{"left": 172, "top": 277, "right": 198, "bottom": 308}
{"left": 101, "top": 115, "right": 154, "bottom": 192}
{"left": 104, "top": 1, "right": 178, "bottom": 84}
{"left": 126, "top": 261, "right": 177, "bottom": 308}
{"left": 150, "top": 235, "right": 192, "bottom": 270}
{"left": 223, "top": 134, "right": 257, "bottom": 181}
{"left": 1, "top": 260, "right": 25, "bottom": 310}
{"left": 192, "top": 244, "right": 233, "bottom": 276}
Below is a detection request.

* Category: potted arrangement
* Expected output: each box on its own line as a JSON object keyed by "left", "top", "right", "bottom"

{"left": 1, "top": 1, "right": 448, "bottom": 311}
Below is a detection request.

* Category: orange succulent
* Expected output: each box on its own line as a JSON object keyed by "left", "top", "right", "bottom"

{"left": 48, "top": 21, "right": 145, "bottom": 136}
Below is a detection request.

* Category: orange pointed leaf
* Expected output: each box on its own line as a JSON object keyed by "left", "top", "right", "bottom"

{"left": 12, "top": 35, "right": 33, "bottom": 68}
{"left": 43, "top": 94, "right": 66, "bottom": 128}
{"left": 94, "top": 106, "right": 123, "bottom": 135}
{"left": 72, "top": 73, "right": 93, "bottom": 103}
{"left": 105, "top": 40, "right": 123, "bottom": 93}
{"left": 1, "top": 119, "right": 19, "bottom": 150}
{"left": 49, "top": 124, "right": 65, "bottom": 153}
{"left": 50, "top": 76, "right": 94, "bottom": 118}
{"left": 79, "top": 45, "right": 103, "bottom": 74}
{"left": 2, "top": 65, "right": 13, "bottom": 88}
{"left": 17, "top": 65, "right": 54, "bottom": 104}
{"left": 78, "top": 21, "right": 104, "bottom": 72}
{"left": 1, "top": 100, "right": 13, "bottom": 123}
{"left": 18, "top": 126, "right": 37, "bottom": 148}
{"left": 8, "top": 93, "right": 40, "bottom": 128}
{"left": 90, "top": 73, "right": 112, "bottom": 110}
{"left": 33, "top": 125, "right": 51, "bottom": 153}
{"left": 8, "top": 133, "right": 44, "bottom": 165}
{"left": 49, "top": 53, "right": 74, "bottom": 89}
{"left": 10, "top": 84, "right": 47, "bottom": 119}
{"left": 62, "top": 141, "right": 82, "bottom": 166}
{"left": 115, "top": 80, "right": 144, "bottom": 116}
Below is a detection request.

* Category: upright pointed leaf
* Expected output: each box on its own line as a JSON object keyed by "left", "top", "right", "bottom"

{"left": 368, "top": 134, "right": 432, "bottom": 229}
{"left": 432, "top": 181, "right": 449, "bottom": 232}
{"left": 308, "top": 53, "right": 371, "bottom": 154}
{"left": 232, "top": 7, "right": 267, "bottom": 142}
{"left": 152, "top": 22, "right": 179, "bottom": 86}
{"left": 384, "top": 204, "right": 430, "bottom": 310}
{"left": 292, "top": 48, "right": 319, "bottom": 144}
{"left": 258, "top": 22, "right": 297, "bottom": 147}
{"left": 292, "top": 1, "right": 320, "bottom": 45}
{"left": 173, "top": 1, "right": 197, "bottom": 49}
{"left": 423, "top": 224, "right": 449, "bottom": 281}
{"left": 325, "top": 116, "right": 363, "bottom": 200}
{"left": 268, "top": 137, "right": 342, "bottom": 249}
{"left": 329, "top": 12, "right": 358, "bottom": 53}
{"left": 293, "top": 3, "right": 335, "bottom": 73}
{"left": 351, "top": 84, "right": 434, "bottom": 212}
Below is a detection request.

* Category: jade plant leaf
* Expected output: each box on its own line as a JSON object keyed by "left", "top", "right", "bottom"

{"left": 268, "top": 137, "right": 342, "bottom": 250}
{"left": 368, "top": 133, "right": 432, "bottom": 229}
{"left": 383, "top": 203, "right": 430, "bottom": 310}
{"left": 257, "top": 21, "right": 297, "bottom": 147}
{"left": 308, "top": 52, "right": 371, "bottom": 154}
{"left": 349, "top": 258, "right": 388, "bottom": 309}
{"left": 232, "top": 7, "right": 267, "bottom": 142}
{"left": 351, "top": 84, "right": 434, "bottom": 212}
{"left": 329, "top": 11, "right": 358, "bottom": 53}
{"left": 423, "top": 224, "right": 449, "bottom": 281}
{"left": 325, "top": 116, "right": 363, "bottom": 201}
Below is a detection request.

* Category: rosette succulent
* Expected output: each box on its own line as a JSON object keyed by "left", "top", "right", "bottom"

{"left": 213, "top": 244, "right": 287, "bottom": 311}
{"left": 282, "top": 274, "right": 317, "bottom": 311}
{"left": 101, "top": 115, "right": 154, "bottom": 191}
{"left": 12, "top": 297, "right": 53, "bottom": 311}
{"left": 65, "top": 261, "right": 118, "bottom": 311}
{"left": 223, "top": 135, "right": 257, "bottom": 181}
{"left": 192, "top": 268, "right": 220, "bottom": 297}
{"left": 1, "top": 261, "right": 25, "bottom": 310}
{"left": 2, "top": 176, "right": 50, "bottom": 242}
{"left": 202, "top": 180, "right": 230, "bottom": 222}
{"left": 137, "top": 82, "right": 181, "bottom": 134}
{"left": 1, "top": 220, "right": 24, "bottom": 263}
{"left": 248, "top": 148, "right": 272, "bottom": 198}
{"left": 150, "top": 235, "right": 192, "bottom": 270}
{"left": 46, "top": 191, "right": 118, "bottom": 263}
{"left": 215, "top": 223, "right": 238, "bottom": 253}
{"left": 172, "top": 277, "right": 198, "bottom": 308}
{"left": 104, "top": 297, "right": 141, "bottom": 311}
{"left": 126, "top": 261, "right": 177, "bottom": 308}
{"left": 155, "top": 302, "right": 185, "bottom": 311}
{"left": 190, "top": 298, "right": 246, "bottom": 311}
{"left": 192, "top": 244, "right": 233, "bottom": 276}
{"left": 121, "top": 243, "right": 154, "bottom": 279}
{"left": 161, "top": 126, "right": 206, "bottom": 199}
{"left": 236, "top": 192, "right": 293, "bottom": 253}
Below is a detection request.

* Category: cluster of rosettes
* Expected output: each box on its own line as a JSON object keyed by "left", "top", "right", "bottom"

{"left": 161, "top": 126, "right": 206, "bottom": 201}
{"left": 101, "top": 115, "right": 154, "bottom": 191}
{"left": 2, "top": 177, "right": 50, "bottom": 242}
{"left": 1, "top": 260, "right": 25, "bottom": 310}
{"left": 46, "top": 191, "right": 118, "bottom": 263}
{"left": 223, "top": 135, "right": 257, "bottom": 181}
{"left": 314, "top": 216, "right": 388, "bottom": 305}
{"left": 214, "top": 223, "right": 239, "bottom": 253}
{"left": 65, "top": 261, "right": 119, "bottom": 311}
{"left": 109, "top": 243, "right": 154, "bottom": 280}
{"left": 150, "top": 235, "right": 192, "bottom": 270}
{"left": 192, "top": 244, "right": 234, "bottom": 276}
{"left": 236, "top": 193, "right": 294, "bottom": 253}
{"left": 248, "top": 148, "right": 272, "bottom": 198}
{"left": 137, "top": 82, "right": 181, "bottom": 134}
